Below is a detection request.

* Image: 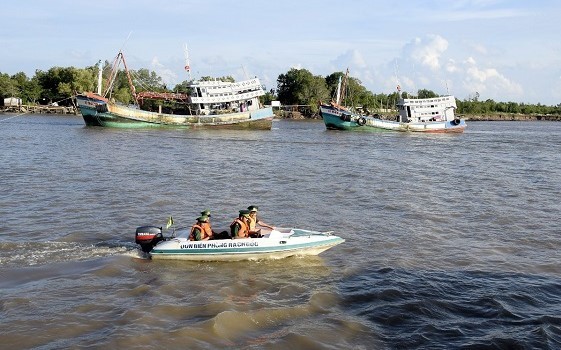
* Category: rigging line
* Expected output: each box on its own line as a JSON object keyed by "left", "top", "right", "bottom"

{"left": 119, "top": 31, "right": 133, "bottom": 53}
{"left": 131, "top": 71, "right": 151, "bottom": 90}
{"left": 50, "top": 96, "right": 74, "bottom": 105}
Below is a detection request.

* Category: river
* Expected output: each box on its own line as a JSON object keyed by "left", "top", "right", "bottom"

{"left": 1, "top": 114, "right": 560, "bottom": 349}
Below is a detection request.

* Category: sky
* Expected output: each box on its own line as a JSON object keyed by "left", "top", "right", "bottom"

{"left": 1, "top": 0, "right": 560, "bottom": 105}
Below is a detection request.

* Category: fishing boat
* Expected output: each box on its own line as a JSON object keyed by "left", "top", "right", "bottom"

{"left": 134, "top": 226, "right": 345, "bottom": 261}
{"left": 319, "top": 70, "right": 466, "bottom": 133}
{"left": 76, "top": 51, "right": 273, "bottom": 129}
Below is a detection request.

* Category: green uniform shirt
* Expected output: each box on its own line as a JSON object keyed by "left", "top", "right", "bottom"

{"left": 230, "top": 222, "right": 242, "bottom": 238}
{"left": 192, "top": 228, "right": 203, "bottom": 241}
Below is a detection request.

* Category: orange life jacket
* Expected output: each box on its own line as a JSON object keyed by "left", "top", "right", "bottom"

{"left": 200, "top": 222, "right": 213, "bottom": 238}
{"left": 230, "top": 218, "right": 249, "bottom": 238}
{"left": 189, "top": 223, "right": 208, "bottom": 241}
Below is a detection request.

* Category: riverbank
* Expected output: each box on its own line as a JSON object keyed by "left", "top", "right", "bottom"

{"left": 275, "top": 109, "right": 561, "bottom": 121}
{"left": 0, "top": 104, "right": 77, "bottom": 115}
{"left": 464, "top": 113, "right": 561, "bottom": 121}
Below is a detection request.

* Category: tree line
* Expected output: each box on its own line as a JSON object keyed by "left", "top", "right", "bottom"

{"left": 1, "top": 64, "right": 560, "bottom": 116}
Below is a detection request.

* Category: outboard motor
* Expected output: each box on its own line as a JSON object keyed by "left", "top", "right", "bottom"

{"left": 135, "top": 226, "right": 164, "bottom": 253}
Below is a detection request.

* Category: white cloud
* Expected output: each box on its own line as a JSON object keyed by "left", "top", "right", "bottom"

{"left": 463, "top": 65, "right": 523, "bottom": 98}
{"left": 379, "top": 34, "right": 528, "bottom": 101}
{"left": 446, "top": 59, "right": 459, "bottom": 73}
{"left": 471, "top": 43, "right": 488, "bottom": 55}
{"left": 150, "top": 56, "right": 178, "bottom": 87}
{"left": 331, "top": 49, "right": 367, "bottom": 69}
{"left": 465, "top": 57, "right": 477, "bottom": 65}
{"left": 403, "top": 35, "right": 449, "bottom": 71}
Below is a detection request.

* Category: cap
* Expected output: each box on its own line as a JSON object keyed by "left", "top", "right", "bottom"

{"left": 247, "top": 205, "right": 259, "bottom": 212}
{"left": 239, "top": 209, "right": 251, "bottom": 217}
{"left": 200, "top": 209, "right": 211, "bottom": 217}
{"left": 197, "top": 215, "right": 209, "bottom": 222}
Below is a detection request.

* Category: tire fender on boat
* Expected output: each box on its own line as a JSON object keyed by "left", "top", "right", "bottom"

{"left": 357, "top": 117, "right": 366, "bottom": 126}
{"left": 452, "top": 118, "right": 461, "bottom": 125}
{"left": 340, "top": 113, "right": 352, "bottom": 122}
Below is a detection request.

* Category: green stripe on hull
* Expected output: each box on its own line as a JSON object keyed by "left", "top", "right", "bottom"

{"left": 150, "top": 238, "right": 344, "bottom": 256}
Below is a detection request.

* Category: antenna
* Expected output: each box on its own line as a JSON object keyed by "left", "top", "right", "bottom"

{"left": 184, "top": 44, "right": 192, "bottom": 81}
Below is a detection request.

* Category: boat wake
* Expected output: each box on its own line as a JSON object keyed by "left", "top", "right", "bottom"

{"left": 0, "top": 241, "right": 140, "bottom": 267}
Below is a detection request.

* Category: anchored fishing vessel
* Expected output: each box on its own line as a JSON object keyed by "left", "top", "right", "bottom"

{"left": 319, "top": 70, "right": 466, "bottom": 132}
{"left": 135, "top": 226, "right": 344, "bottom": 261}
{"left": 76, "top": 51, "right": 273, "bottom": 129}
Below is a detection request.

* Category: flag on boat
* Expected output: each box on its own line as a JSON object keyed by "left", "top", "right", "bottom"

{"left": 166, "top": 216, "right": 174, "bottom": 229}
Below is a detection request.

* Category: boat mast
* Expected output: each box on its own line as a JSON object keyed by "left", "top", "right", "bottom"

{"left": 118, "top": 51, "right": 139, "bottom": 105}
{"left": 339, "top": 68, "right": 349, "bottom": 106}
{"left": 103, "top": 51, "right": 139, "bottom": 105}
{"left": 335, "top": 68, "right": 349, "bottom": 105}
{"left": 104, "top": 57, "right": 117, "bottom": 97}
{"left": 335, "top": 76, "right": 342, "bottom": 105}
{"left": 96, "top": 60, "right": 103, "bottom": 95}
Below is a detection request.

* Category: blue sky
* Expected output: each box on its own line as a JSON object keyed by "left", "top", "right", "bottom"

{"left": 1, "top": 0, "right": 560, "bottom": 105}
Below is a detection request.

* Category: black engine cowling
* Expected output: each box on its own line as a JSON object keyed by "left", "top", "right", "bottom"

{"left": 135, "top": 226, "right": 164, "bottom": 253}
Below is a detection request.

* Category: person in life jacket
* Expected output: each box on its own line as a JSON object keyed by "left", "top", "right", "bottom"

{"left": 247, "top": 205, "right": 275, "bottom": 236}
{"left": 230, "top": 210, "right": 251, "bottom": 239}
{"left": 189, "top": 215, "right": 212, "bottom": 241}
{"left": 200, "top": 209, "right": 229, "bottom": 239}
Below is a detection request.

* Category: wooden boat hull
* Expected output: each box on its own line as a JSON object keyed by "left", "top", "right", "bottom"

{"left": 148, "top": 228, "right": 345, "bottom": 261}
{"left": 76, "top": 94, "right": 273, "bottom": 130}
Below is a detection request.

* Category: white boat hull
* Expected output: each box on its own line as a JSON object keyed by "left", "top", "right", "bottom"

{"left": 148, "top": 228, "right": 344, "bottom": 261}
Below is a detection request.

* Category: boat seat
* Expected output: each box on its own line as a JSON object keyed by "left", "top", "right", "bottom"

{"left": 266, "top": 230, "right": 284, "bottom": 239}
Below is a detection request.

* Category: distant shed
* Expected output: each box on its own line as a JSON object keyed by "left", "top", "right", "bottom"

{"left": 4, "top": 97, "right": 22, "bottom": 106}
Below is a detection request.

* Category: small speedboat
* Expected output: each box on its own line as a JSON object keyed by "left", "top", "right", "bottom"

{"left": 135, "top": 226, "right": 344, "bottom": 261}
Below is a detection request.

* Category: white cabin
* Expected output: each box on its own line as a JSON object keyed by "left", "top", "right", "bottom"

{"left": 397, "top": 95, "right": 457, "bottom": 123}
{"left": 188, "top": 78, "right": 265, "bottom": 115}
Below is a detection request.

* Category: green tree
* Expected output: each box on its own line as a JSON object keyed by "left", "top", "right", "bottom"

{"left": 35, "top": 67, "right": 83, "bottom": 105}
{"left": 74, "top": 66, "right": 97, "bottom": 93}
{"left": 133, "top": 68, "right": 165, "bottom": 92}
{"left": 105, "top": 70, "right": 134, "bottom": 103}
{"left": 300, "top": 75, "right": 329, "bottom": 112}
{"left": 0, "top": 72, "right": 18, "bottom": 98}
{"left": 344, "top": 76, "right": 369, "bottom": 108}
{"left": 23, "top": 77, "right": 42, "bottom": 104}
{"left": 199, "top": 76, "right": 235, "bottom": 83}
{"left": 325, "top": 71, "right": 345, "bottom": 100}
{"left": 417, "top": 89, "right": 438, "bottom": 98}
{"left": 276, "top": 68, "right": 315, "bottom": 105}
{"left": 260, "top": 91, "right": 275, "bottom": 106}
{"left": 173, "top": 80, "right": 194, "bottom": 94}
